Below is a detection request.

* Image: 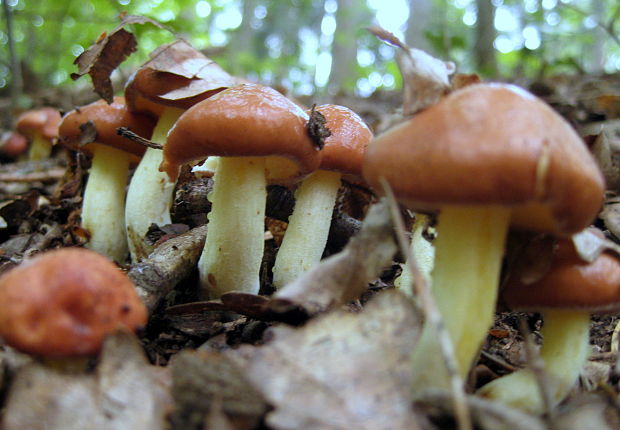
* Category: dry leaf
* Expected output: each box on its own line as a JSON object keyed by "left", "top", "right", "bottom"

{"left": 369, "top": 26, "right": 455, "bottom": 115}
{"left": 571, "top": 228, "right": 620, "bottom": 263}
{"left": 1, "top": 331, "right": 168, "bottom": 430}
{"left": 590, "top": 130, "right": 620, "bottom": 191}
{"left": 227, "top": 290, "right": 423, "bottom": 430}
{"left": 71, "top": 15, "right": 169, "bottom": 103}
{"left": 601, "top": 196, "right": 620, "bottom": 240}
{"left": 416, "top": 392, "right": 546, "bottom": 430}
{"left": 170, "top": 350, "right": 268, "bottom": 430}
{"left": 552, "top": 392, "right": 620, "bottom": 430}
{"left": 142, "top": 40, "right": 235, "bottom": 102}
{"left": 273, "top": 199, "right": 397, "bottom": 315}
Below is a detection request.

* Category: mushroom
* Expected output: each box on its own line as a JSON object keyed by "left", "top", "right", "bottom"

{"left": 477, "top": 231, "right": 620, "bottom": 413}
{"left": 0, "top": 248, "right": 147, "bottom": 360}
{"left": 161, "top": 83, "right": 321, "bottom": 298}
{"left": 58, "top": 97, "right": 155, "bottom": 262}
{"left": 123, "top": 41, "right": 235, "bottom": 262}
{"left": 0, "top": 131, "right": 28, "bottom": 159}
{"left": 362, "top": 83, "right": 605, "bottom": 391}
{"left": 272, "top": 104, "right": 372, "bottom": 288}
{"left": 15, "top": 107, "right": 61, "bottom": 161}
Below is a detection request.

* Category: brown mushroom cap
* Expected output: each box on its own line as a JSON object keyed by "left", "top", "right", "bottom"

{"left": 502, "top": 235, "right": 620, "bottom": 313}
{"left": 0, "top": 248, "right": 147, "bottom": 357}
{"left": 16, "top": 107, "right": 61, "bottom": 141}
{"left": 58, "top": 97, "right": 155, "bottom": 160}
{"left": 314, "top": 104, "right": 372, "bottom": 176}
{"left": 362, "top": 83, "right": 605, "bottom": 236}
{"left": 124, "top": 41, "right": 235, "bottom": 118}
{"left": 161, "top": 83, "right": 321, "bottom": 181}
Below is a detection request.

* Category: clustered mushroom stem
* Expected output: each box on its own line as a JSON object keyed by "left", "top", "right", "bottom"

{"left": 394, "top": 213, "right": 435, "bottom": 298}
{"left": 125, "top": 107, "right": 183, "bottom": 262}
{"left": 477, "top": 309, "right": 590, "bottom": 413}
{"left": 411, "top": 205, "right": 510, "bottom": 391}
{"left": 198, "top": 156, "right": 266, "bottom": 298}
{"left": 272, "top": 169, "right": 342, "bottom": 288}
{"left": 28, "top": 131, "right": 52, "bottom": 161}
{"left": 81, "top": 143, "right": 130, "bottom": 262}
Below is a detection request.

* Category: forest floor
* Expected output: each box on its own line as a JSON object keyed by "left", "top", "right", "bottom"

{"left": 1, "top": 71, "right": 620, "bottom": 429}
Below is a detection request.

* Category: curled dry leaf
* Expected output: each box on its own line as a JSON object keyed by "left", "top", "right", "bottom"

{"left": 273, "top": 198, "right": 397, "bottom": 315}
{"left": 71, "top": 15, "right": 170, "bottom": 103}
{"left": 368, "top": 26, "right": 455, "bottom": 115}
{"left": 227, "top": 291, "right": 423, "bottom": 430}
{"left": 1, "top": 332, "right": 168, "bottom": 430}
{"left": 143, "top": 39, "right": 235, "bottom": 101}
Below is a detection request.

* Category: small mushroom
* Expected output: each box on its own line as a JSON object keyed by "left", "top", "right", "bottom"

{"left": 15, "top": 107, "right": 61, "bottom": 161}
{"left": 58, "top": 97, "right": 155, "bottom": 262}
{"left": 272, "top": 104, "right": 372, "bottom": 288}
{"left": 478, "top": 232, "right": 620, "bottom": 413}
{"left": 0, "top": 248, "right": 147, "bottom": 359}
{"left": 161, "top": 83, "right": 321, "bottom": 298}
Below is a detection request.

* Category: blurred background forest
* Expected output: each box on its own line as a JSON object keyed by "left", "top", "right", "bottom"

{"left": 1, "top": 0, "right": 619, "bottom": 120}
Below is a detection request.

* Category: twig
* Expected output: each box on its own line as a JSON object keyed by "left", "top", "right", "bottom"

{"left": 0, "top": 168, "right": 66, "bottom": 183}
{"left": 117, "top": 127, "right": 163, "bottom": 150}
{"left": 559, "top": 3, "right": 620, "bottom": 47}
{"left": 479, "top": 350, "right": 517, "bottom": 373}
{"left": 380, "top": 177, "right": 472, "bottom": 430}
{"left": 518, "top": 316, "right": 556, "bottom": 423}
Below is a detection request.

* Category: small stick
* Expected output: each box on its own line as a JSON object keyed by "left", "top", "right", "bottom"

{"left": 117, "top": 127, "right": 163, "bottom": 150}
{"left": 380, "top": 178, "right": 473, "bottom": 430}
{"left": 0, "top": 168, "right": 66, "bottom": 183}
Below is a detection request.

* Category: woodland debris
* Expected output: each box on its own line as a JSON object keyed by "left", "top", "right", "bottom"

{"left": 170, "top": 349, "right": 268, "bottom": 430}
{"left": 71, "top": 15, "right": 169, "bottom": 102}
{"left": 272, "top": 198, "right": 396, "bottom": 315}
{"left": 1, "top": 332, "right": 168, "bottom": 430}
{"left": 227, "top": 291, "right": 423, "bottom": 430}
{"left": 128, "top": 224, "right": 207, "bottom": 313}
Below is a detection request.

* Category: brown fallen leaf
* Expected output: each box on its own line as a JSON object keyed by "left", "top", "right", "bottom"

{"left": 416, "top": 392, "right": 546, "bottom": 430}
{"left": 273, "top": 198, "right": 397, "bottom": 315}
{"left": 601, "top": 195, "right": 620, "bottom": 240}
{"left": 170, "top": 349, "right": 268, "bottom": 430}
{"left": 137, "top": 39, "right": 235, "bottom": 103}
{"left": 591, "top": 130, "right": 620, "bottom": 191}
{"left": 552, "top": 392, "right": 620, "bottom": 430}
{"left": 71, "top": 15, "right": 170, "bottom": 103}
{"left": 1, "top": 331, "right": 168, "bottom": 430}
{"left": 368, "top": 26, "right": 455, "bottom": 115}
{"left": 227, "top": 290, "right": 423, "bottom": 430}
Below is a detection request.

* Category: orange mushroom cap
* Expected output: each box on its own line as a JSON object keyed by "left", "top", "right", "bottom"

{"left": 362, "top": 83, "right": 605, "bottom": 236}
{"left": 314, "top": 104, "right": 372, "bottom": 176}
{"left": 0, "top": 131, "right": 28, "bottom": 158}
{"left": 15, "top": 107, "right": 61, "bottom": 141}
{"left": 0, "top": 248, "right": 147, "bottom": 357}
{"left": 58, "top": 97, "right": 155, "bottom": 162}
{"left": 502, "top": 233, "right": 620, "bottom": 313}
{"left": 161, "top": 83, "right": 322, "bottom": 181}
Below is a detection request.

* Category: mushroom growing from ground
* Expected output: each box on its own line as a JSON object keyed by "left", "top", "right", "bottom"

{"left": 0, "top": 248, "right": 147, "bottom": 360}
{"left": 58, "top": 97, "right": 155, "bottom": 262}
{"left": 477, "top": 231, "right": 620, "bottom": 413}
{"left": 123, "top": 40, "right": 235, "bottom": 262}
{"left": 271, "top": 104, "right": 372, "bottom": 288}
{"left": 16, "top": 107, "right": 61, "bottom": 161}
{"left": 362, "top": 83, "right": 605, "bottom": 391}
{"left": 161, "top": 83, "right": 321, "bottom": 298}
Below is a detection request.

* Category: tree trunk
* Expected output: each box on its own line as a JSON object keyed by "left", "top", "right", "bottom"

{"left": 474, "top": 0, "right": 497, "bottom": 75}
{"left": 2, "top": 0, "right": 22, "bottom": 113}
{"left": 329, "top": 0, "right": 363, "bottom": 94}
{"left": 405, "top": 0, "right": 435, "bottom": 54}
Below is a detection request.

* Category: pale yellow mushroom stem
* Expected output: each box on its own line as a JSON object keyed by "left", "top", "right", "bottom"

{"left": 27, "top": 132, "right": 52, "bottom": 161}
{"left": 411, "top": 205, "right": 510, "bottom": 392}
{"left": 198, "top": 156, "right": 267, "bottom": 298}
{"left": 477, "top": 309, "right": 590, "bottom": 413}
{"left": 81, "top": 143, "right": 130, "bottom": 262}
{"left": 394, "top": 213, "right": 435, "bottom": 297}
{"left": 125, "top": 107, "right": 183, "bottom": 262}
